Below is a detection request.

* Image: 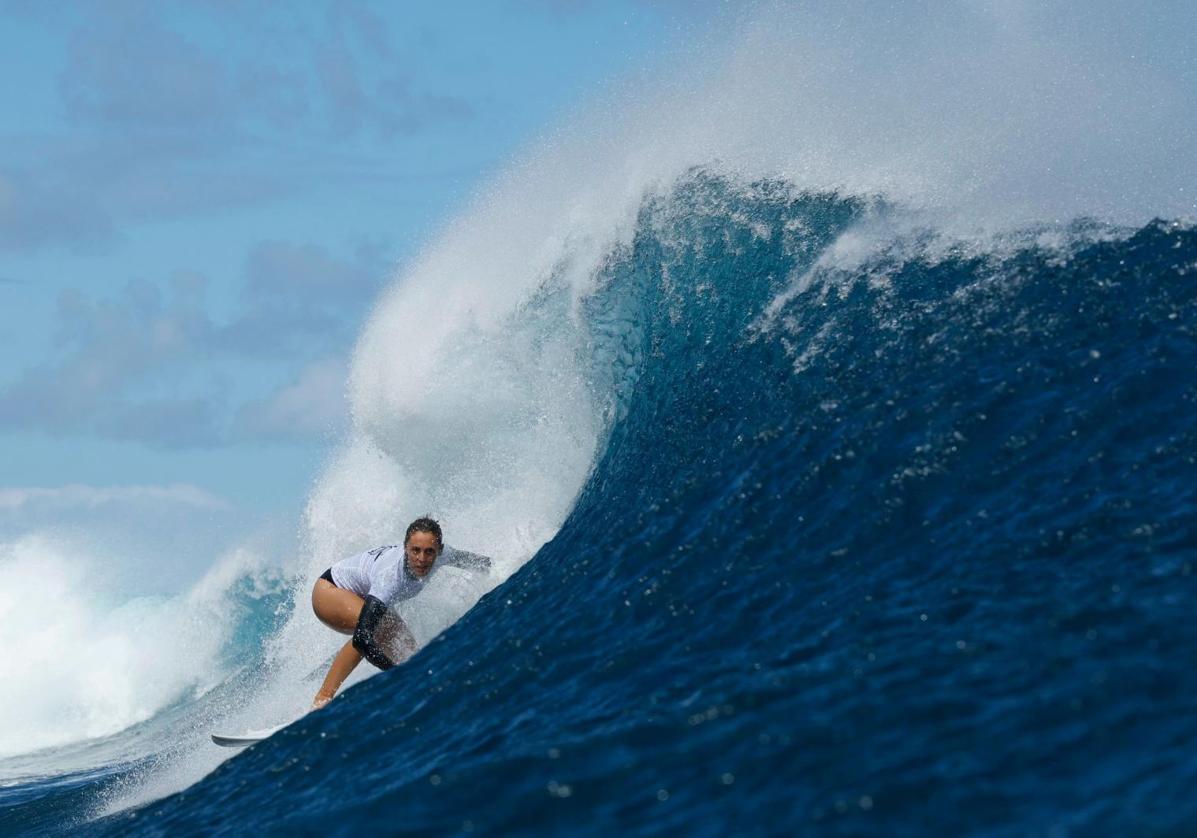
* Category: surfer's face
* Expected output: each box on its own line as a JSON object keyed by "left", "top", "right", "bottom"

{"left": 405, "top": 531, "right": 440, "bottom": 577}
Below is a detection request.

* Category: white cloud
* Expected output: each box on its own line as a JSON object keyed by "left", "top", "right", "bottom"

{"left": 0, "top": 483, "right": 231, "bottom": 513}
{"left": 243, "top": 239, "right": 383, "bottom": 303}
{"left": 0, "top": 276, "right": 223, "bottom": 446}
{"left": 233, "top": 358, "right": 349, "bottom": 442}
{"left": 0, "top": 2, "right": 480, "bottom": 254}
{"left": 0, "top": 239, "right": 384, "bottom": 447}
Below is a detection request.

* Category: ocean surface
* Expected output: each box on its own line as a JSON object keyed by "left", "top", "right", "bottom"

{"left": 3, "top": 6, "right": 1196, "bottom": 836}
{"left": 4, "top": 173, "right": 1196, "bottom": 836}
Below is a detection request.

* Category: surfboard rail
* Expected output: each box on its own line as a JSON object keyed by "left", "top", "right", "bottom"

{"left": 210, "top": 724, "right": 287, "bottom": 748}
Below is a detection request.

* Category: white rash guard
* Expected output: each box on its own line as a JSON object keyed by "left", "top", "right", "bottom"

{"left": 329, "top": 544, "right": 491, "bottom": 606}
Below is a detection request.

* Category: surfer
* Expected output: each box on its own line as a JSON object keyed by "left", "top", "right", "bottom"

{"left": 310, "top": 517, "right": 490, "bottom": 709}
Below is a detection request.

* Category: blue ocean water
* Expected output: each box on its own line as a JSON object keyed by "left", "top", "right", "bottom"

{"left": 5, "top": 173, "right": 1192, "bottom": 834}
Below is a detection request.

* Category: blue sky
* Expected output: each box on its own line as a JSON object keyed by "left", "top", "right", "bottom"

{"left": 0, "top": 1, "right": 708, "bottom": 522}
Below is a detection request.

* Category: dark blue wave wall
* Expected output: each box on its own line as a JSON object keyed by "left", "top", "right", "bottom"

{"left": 99, "top": 175, "right": 1197, "bottom": 836}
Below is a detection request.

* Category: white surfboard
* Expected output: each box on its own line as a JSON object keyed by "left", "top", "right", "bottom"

{"left": 210, "top": 724, "right": 287, "bottom": 748}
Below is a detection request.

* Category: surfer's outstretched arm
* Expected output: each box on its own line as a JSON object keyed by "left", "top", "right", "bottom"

{"left": 313, "top": 641, "right": 363, "bottom": 709}
{"left": 442, "top": 547, "right": 492, "bottom": 573}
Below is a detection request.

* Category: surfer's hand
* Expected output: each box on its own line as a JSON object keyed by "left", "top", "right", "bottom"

{"left": 312, "top": 693, "right": 333, "bottom": 710}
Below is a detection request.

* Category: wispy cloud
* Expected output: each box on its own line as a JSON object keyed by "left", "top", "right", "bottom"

{"left": 0, "top": 239, "right": 382, "bottom": 447}
{"left": 0, "top": 275, "right": 220, "bottom": 445}
{"left": 59, "top": 12, "right": 234, "bottom": 132}
{"left": 0, "top": 483, "right": 231, "bottom": 512}
{"left": 53, "top": 1, "right": 477, "bottom": 142}
{"left": 0, "top": 168, "right": 114, "bottom": 253}
{"left": 244, "top": 239, "right": 383, "bottom": 302}
{"left": 233, "top": 357, "right": 349, "bottom": 442}
{"left": 521, "top": 0, "right": 723, "bottom": 17}
{"left": 310, "top": 1, "right": 473, "bottom": 140}
{"left": 0, "top": 2, "right": 477, "bottom": 254}
{"left": 219, "top": 238, "right": 389, "bottom": 357}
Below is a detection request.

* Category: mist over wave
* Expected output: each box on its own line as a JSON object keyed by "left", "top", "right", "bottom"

{"left": 4, "top": 2, "right": 1196, "bottom": 834}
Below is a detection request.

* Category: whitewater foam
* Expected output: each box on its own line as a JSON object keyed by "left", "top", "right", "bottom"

{"left": 0, "top": 535, "right": 276, "bottom": 759}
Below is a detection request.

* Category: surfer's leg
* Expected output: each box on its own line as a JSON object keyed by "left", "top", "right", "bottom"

{"left": 311, "top": 577, "right": 365, "bottom": 635}
{"left": 374, "top": 612, "right": 418, "bottom": 662}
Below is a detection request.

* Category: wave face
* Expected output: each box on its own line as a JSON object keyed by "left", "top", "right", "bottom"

{"left": 88, "top": 175, "right": 1197, "bottom": 834}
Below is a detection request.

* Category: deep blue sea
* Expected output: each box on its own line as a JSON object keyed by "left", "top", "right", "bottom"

{"left": 3, "top": 172, "right": 1194, "bottom": 835}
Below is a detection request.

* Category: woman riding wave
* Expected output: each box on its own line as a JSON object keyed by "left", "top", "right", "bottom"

{"left": 310, "top": 517, "right": 490, "bottom": 708}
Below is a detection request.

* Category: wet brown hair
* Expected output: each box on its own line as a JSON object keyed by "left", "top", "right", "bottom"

{"left": 404, "top": 516, "right": 443, "bottom": 549}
